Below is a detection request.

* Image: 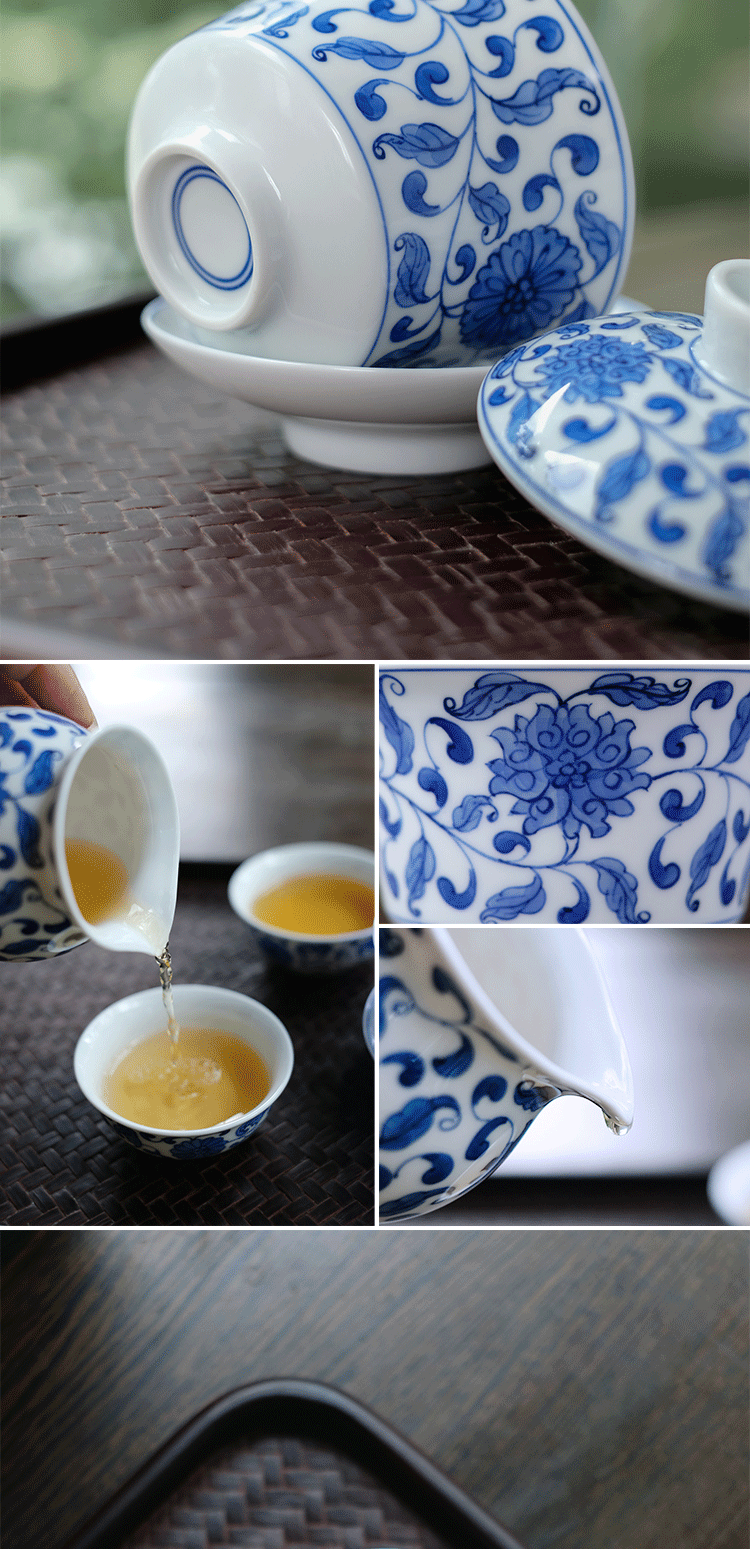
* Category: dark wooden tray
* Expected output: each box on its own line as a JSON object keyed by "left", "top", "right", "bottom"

{"left": 2, "top": 299, "right": 745, "bottom": 660}
{"left": 62, "top": 1379, "right": 526, "bottom": 1549}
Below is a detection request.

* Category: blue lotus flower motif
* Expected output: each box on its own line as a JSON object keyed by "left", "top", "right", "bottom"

{"left": 171, "top": 1134, "right": 227, "bottom": 1158}
{"left": 534, "top": 333, "right": 652, "bottom": 403}
{"left": 487, "top": 703, "right": 652, "bottom": 840}
{"left": 460, "top": 226, "right": 583, "bottom": 350}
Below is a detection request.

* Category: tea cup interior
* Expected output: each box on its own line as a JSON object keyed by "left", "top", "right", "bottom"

{"left": 54, "top": 725, "right": 180, "bottom": 956}
{"left": 229, "top": 842, "right": 375, "bottom": 942}
{"left": 74, "top": 983, "right": 294, "bottom": 1136}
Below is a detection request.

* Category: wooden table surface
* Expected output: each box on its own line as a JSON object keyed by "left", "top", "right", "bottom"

{"left": 2, "top": 1228, "right": 747, "bottom": 1549}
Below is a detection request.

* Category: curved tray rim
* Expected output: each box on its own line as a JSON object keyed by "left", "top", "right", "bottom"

{"left": 61, "top": 1376, "right": 526, "bottom": 1549}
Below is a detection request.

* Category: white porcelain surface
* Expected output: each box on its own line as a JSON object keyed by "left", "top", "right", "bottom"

{"left": 129, "top": 0, "right": 633, "bottom": 369}
{"left": 0, "top": 709, "right": 179, "bottom": 961}
{"left": 228, "top": 840, "right": 375, "bottom": 971}
{"left": 363, "top": 987, "right": 375, "bottom": 1058}
{"left": 378, "top": 924, "right": 632, "bottom": 1219}
{"left": 379, "top": 665, "right": 750, "bottom": 926}
{"left": 74, "top": 982, "right": 294, "bottom": 1158}
{"left": 707, "top": 1139, "right": 750, "bottom": 1225}
{"left": 477, "top": 275, "right": 750, "bottom": 611}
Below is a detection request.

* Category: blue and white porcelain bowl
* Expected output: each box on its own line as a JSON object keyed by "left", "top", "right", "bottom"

{"left": 0, "top": 708, "right": 179, "bottom": 962}
{"left": 128, "top": 0, "right": 633, "bottom": 368}
{"left": 477, "top": 260, "right": 750, "bottom": 609}
{"left": 74, "top": 983, "right": 294, "bottom": 1158}
{"left": 363, "top": 987, "right": 376, "bottom": 1056}
{"left": 379, "top": 924, "right": 632, "bottom": 1219}
{"left": 228, "top": 841, "right": 375, "bottom": 972}
{"left": 379, "top": 665, "right": 750, "bottom": 925}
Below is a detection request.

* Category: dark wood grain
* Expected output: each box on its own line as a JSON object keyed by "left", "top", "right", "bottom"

{"left": 2, "top": 1229, "right": 747, "bottom": 1549}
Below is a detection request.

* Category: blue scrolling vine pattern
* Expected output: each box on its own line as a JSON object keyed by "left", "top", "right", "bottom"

{"left": 207, "top": 0, "right": 629, "bottom": 365}
{"left": 0, "top": 711, "right": 76, "bottom": 955}
{"left": 379, "top": 670, "right": 750, "bottom": 923}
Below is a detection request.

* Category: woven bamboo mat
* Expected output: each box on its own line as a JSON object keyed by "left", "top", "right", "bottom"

{"left": 1, "top": 337, "right": 746, "bottom": 660}
{"left": 122, "top": 1437, "right": 449, "bottom": 1549}
{"left": 0, "top": 866, "right": 374, "bottom": 1226}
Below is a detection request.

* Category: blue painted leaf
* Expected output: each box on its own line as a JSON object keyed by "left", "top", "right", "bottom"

{"left": 492, "top": 830, "right": 531, "bottom": 855}
{"left": 369, "top": 0, "right": 415, "bottom": 19}
{"left": 702, "top": 499, "right": 745, "bottom": 583}
{"left": 311, "top": 9, "right": 345, "bottom": 32}
{"left": 556, "top": 874, "right": 590, "bottom": 924}
{"left": 379, "top": 974, "right": 414, "bottom": 1030}
{"left": 660, "top": 463, "right": 701, "bottom": 497}
{"left": 719, "top": 859, "right": 736, "bottom": 908}
{"left": 373, "top": 122, "right": 460, "bottom": 166}
{"left": 553, "top": 132, "right": 598, "bottom": 174}
{"left": 262, "top": 7, "right": 308, "bottom": 36}
{"left": 355, "top": 78, "right": 389, "bottom": 120}
{"left": 686, "top": 820, "right": 726, "bottom": 912}
{"left": 595, "top": 448, "right": 650, "bottom": 519}
{"left": 406, "top": 836, "right": 436, "bottom": 913}
{"left": 417, "top": 766, "right": 448, "bottom": 808}
{"left": 661, "top": 357, "right": 714, "bottom": 399}
{"left": 380, "top": 1095, "right": 461, "bottom": 1149}
{"left": 691, "top": 680, "right": 733, "bottom": 713}
{"left": 574, "top": 191, "right": 620, "bottom": 278}
{"left": 520, "top": 15, "right": 564, "bottom": 51}
{"left": 380, "top": 928, "right": 405, "bottom": 957}
{"left": 415, "top": 60, "right": 455, "bottom": 104}
{"left": 451, "top": 0, "right": 507, "bottom": 27}
{"left": 390, "top": 315, "right": 430, "bottom": 342}
{"left": 641, "top": 322, "right": 683, "bottom": 349}
{"left": 382, "top": 1051, "right": 425, "bottom": 1087}
{"left": 402, "top": 171, "right": 441, "bottom": 217}
{"left": 648, "top": 509, "right": 687, "bottom": 544}
{"left": 488, "top": 385, "right": 510, "bottom": 404}
{"left": 379, "top": 796, "right": 402, "bottom": 838}
{"left": 0, "top": 878, "right": 34, "bottom": 915}
{"left": 385, "top": 868, "right": 399, "bottom": 897}
{"left": 373, "top": 325, "right": 442, "bottom": 367}
{"left": 437, "top": 870, "right": 477, "bottom": 910}
{"left": 491, "top": 68, "right": 599, "bottom": 126}
{"left": 313, "top": 36, "right": 405, "bottom": 67}
{"left": 445, "top": 671, "right": 551, "bottom": 720}
{"left": 17, "top": 807, "right": 42, "bottom": 868}
{"left": 426, "top": 716, "right": 474, "bottom": 764}
{"left": 379, "top": 677, "right": 414, "bottom": 773}
{"left": 486, "top": 134, "right": 519, "bottom": 174}
{"left": 592, "top": 858, "right": 647, "bottom": 924}
{"left": 473, "top": 1074, "right": 507, "bottom": 1105}
{"left": 648, "top": 836, "right": 680, "bottom": 890}
{"left": 380, "top": 1164, "right": 393, "bottom": 1190}
{"left": 418, "top": 1152, "right": 455, "bottom": 1185}
{"left": 452, "top": 794, "right": 496, "bottom": 832}
{"left": 450, "top": 243, "right": 475, "bottom": 283}
{"left": 0, "top": 845, "right": 14, "bottom": 870}
{"left": 645, "top": 395, "right": 686, "bottom": 424}
{"left": 590, "top": 672, "right": 691, "bottom": 710}
{"left": 514, "top": 1080, "right": 550, "bottom": 1112}
{"left": 465, "top": 1115, "right": 512, "bottom": 1160}
{"left": 24, "top": 748, "right": 61, "bottom": 795}
{"left": 563, "top": 415, "right": 616, "bottom": 443}
{"left": 484, "top": 34, "right": 514, "bottom": 76}
{"left": 433, "top": 1031, "right": 474, "bottom": 1078}
{"left": 733, "top": 808, "right": 750, "bottom": 844}
{"left": 725, "top": 691, "right": 750, "bottom": 765}
{"left": 522, "top": 173, "right": 560, "bottom": 212}
{"left": 703, "top": 409, "right": 747, "bottom": 454}
{"left": 480, "top": 874, "right": 546, "bottom": 920}
{"left": 432, "top": 966, "right": 472, "bottom": 1020}
{"left": 394, "top": 232, "right": 431, "bottom": 306}
{"left": 659, "top": 785, "right": 705, "bottom": 823}
{"left": 468, "top": 182, "right": 510, "bottom": 240}
{"left": 725, "top": 465, "right": 750, "bottom": 483}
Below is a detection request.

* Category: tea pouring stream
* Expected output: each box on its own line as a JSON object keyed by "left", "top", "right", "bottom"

{"left": 378, "top": 925, "right": 633, "bottom": 1219}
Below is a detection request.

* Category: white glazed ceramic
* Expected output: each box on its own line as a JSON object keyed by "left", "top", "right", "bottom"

{"left": 0, "top": 708, "right": 179, "bottom": 961}
{"left": 128, "top": 0, "right": 633, "bottom": 370}
{"left": 378, "top": 924, "right": 632, "bottom": 1218}
{"left": 707, "top": 1139, "right": 750, "bottom": 1225}
{"left": 228, "top": 841, "right": 375, "bottom": 971}
{"left": 379, "top": 665, "right": 750, "bottom": 925}
{"left": 363, "top": 987, "right": 375, "bottom": 1057}
{"left": 477, "top": 259, "right": 750, "bottom": 610}
{"left": 74, "top": 983, "right": 294, "bottom": 1158}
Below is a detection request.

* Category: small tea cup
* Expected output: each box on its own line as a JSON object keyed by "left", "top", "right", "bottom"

{"left": 127, "top": 0, "right": 633, "bottom": 368}
{"left": 74, "top": 983, "right": 294, "bottom": 1158}
{"left": 0, "top": 708, "right": 179, "bottom": 961}
{"left": 228, "top": 841, "right": 375, "bottom": 972}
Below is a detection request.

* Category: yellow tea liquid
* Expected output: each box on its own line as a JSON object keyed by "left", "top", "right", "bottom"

{"left": 103, "top": 1027, "right": 269, "bottom": 1129}
{"left": 65, "top": 838, "right": 129, "bottom": 924}
{"left": 252, "top": 872, "right": 374, "bottom": 935}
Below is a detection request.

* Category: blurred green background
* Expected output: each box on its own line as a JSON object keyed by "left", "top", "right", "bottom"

{"left": 1, "top": 0, "right": 748, "bottom": 321}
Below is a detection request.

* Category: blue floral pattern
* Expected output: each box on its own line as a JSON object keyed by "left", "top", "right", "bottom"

{"left": 205, "top": 0, "right": 631, "bottom": 365}
{"left": 478, "top": 312, "right": 750, "bottom": 607}
{"left": 0, "top": 710, "right": 88, "bottom": 959}
{"left": 248, "top": 924, "right": 374, "bottom": 972}
{"left": 108, "top": 1113, "right": 270, "bottom": 1158}
{"left": 379, "top": 668, "right": 750, "bottom": 924}
{"left": 378, "top": 929, "right": 562, "bottom": 1218}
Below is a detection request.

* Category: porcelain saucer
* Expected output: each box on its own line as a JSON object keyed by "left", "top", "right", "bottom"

{"left": 142, "top": 297, "right": 490, "bottom": 476}
{"left": 477, "top": 293, "right": 750, "bottom": 611}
